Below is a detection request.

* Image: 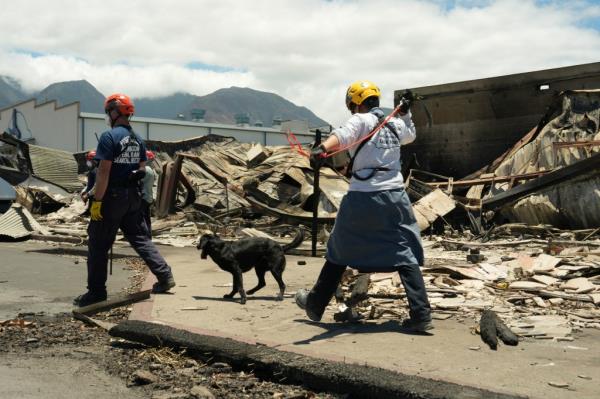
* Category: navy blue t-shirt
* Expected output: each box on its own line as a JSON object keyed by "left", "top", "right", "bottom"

{"left": 95, "top": 125, "right": 147, "bottom": 186}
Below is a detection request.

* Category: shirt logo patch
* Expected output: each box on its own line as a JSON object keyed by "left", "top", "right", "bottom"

{"left": 114, "top": 136, "right": 141, "bottom": 164}
{"left": 374, "top": 127, "right": 400, "bottom": 149}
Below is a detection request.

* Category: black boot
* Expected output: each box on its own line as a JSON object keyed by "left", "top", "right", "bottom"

{"left": 152, "top": 276, "right": 176, "bottom": 293}
{"left": 294, "top": 261, "right": 346, "bottom": 321}
{"left": 73, "top": 290, "right": 107, "bottom": 307}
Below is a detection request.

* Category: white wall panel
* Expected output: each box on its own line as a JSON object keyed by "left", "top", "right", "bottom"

{"left": 0, "top": 100, "right": 79, "bottom": 152}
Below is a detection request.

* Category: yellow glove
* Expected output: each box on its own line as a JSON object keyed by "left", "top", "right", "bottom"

{"left": 90, "top": 200, "right": 103, "bottom": 221}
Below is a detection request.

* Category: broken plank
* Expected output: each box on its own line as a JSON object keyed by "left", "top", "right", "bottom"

{"left": 73, "top": 289, "right": 151, "bottom": 316}
{"left": 72, "top": 311, "right": 117, "bottom": 330}
{"left": 537, "top": 290, "right": 594, "bottom": 303}
{"left": 413, "top": 189, "right": 456, "bottom": 231}
{"left": 442, "top": 238, "right": 600, "bottom": 249}
{"left": 466, "top": 173, "right": 495, "bottom": 200}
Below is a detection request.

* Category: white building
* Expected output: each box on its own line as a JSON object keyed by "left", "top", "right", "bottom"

{"left": 0, "top": 99, "right": 318, "bottom": 153}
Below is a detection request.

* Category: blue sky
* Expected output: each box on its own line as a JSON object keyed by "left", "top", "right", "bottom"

{"left": 1, "top": 0, "right": 600, "bottom": 124}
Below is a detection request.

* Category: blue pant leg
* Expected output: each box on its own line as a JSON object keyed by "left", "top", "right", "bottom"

{"left": 86, "top": 195, "right": 124, "bottom": 292}
{"left": 141, "top": 200, "right": 152, "bottom": 239}
{"left": 397, "top": 264, "right": 431, "bottom": 321}
{"left": 307, "top": 261, "right": 347, "bottom": 319}
{"left": 120, "top": 189, "right": 172, "bottom": 280}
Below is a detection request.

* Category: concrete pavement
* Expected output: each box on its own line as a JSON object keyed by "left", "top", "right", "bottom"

{"left": 133, "top": 245, "right": 600, "bottom": 399}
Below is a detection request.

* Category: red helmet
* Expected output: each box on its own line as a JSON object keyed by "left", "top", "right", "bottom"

{"left": 104, "top": 93, "right": 135, "bottom": 116}
{"left": 86, "top": 150, "right": 96, "bottom": 161}
{"left": 146, "top": 150, "right": 155, "bottom": 160}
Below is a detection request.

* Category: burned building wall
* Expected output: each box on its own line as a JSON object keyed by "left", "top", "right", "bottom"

{"left": 395, "top": 62, "right": 600, "bottom": 178}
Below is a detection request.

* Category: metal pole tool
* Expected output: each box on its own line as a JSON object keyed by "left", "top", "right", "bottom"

{"left": 311, "top": 129, "right": 322, "bottom": 257}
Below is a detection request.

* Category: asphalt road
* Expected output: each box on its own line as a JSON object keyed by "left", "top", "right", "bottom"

{"left": 0, "top": 240, "right": 147, "bottom": 399}
{"left": 0, "top": 241, "right": 134, "bottom": 320}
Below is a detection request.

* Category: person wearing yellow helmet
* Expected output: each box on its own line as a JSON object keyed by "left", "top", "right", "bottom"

{"left": 344, "top": 80, "right": 381, "bottom": 113}
{"left": 296, "top": 81, "right": 432, "bottom": 333}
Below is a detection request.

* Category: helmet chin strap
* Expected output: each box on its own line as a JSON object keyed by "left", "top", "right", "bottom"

{"left": 107, "top": 109, "right": 124, "bottom": 127}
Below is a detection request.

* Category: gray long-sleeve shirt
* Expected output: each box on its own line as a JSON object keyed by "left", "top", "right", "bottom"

{"left": 142, "top": 165, "right": 156, "bottom": 203}
{"left": 332, "top": 108, "right": 416, "bottom": 192}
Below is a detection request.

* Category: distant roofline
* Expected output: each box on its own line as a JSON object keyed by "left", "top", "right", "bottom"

{"left": 80, "top": 112, "right": 289, "bottom": 133}
{"left": 0, "top": 97, "right": 80, "bottom": 115}
{"left": 396, "top": 61, "right": 600, "bottom": 97}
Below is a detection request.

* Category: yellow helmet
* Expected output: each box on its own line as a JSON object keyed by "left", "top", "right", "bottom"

{"left": 345, "top": 80, "right": 381, "bottom": 109}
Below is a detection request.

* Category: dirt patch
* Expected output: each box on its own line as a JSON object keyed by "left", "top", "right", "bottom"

{"left": 1, "top": 312, "right": 341, "bottom": 399}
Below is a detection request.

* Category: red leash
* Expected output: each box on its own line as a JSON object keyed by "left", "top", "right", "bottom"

{"left": 286, "top": 130, "right": 309, "bottom": 157}
{"left": 325, "top": 104, "right": 402, "bottom": 158}
{"left": 286, "top": 103, "right": 403, "bottom": 159}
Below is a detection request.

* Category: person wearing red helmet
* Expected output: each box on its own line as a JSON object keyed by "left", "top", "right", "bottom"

{"left": 74, "top": 93, "right": 175, "bottom": 307}
{"left": 141, "top": 150, "right": 157, "bottom": 237}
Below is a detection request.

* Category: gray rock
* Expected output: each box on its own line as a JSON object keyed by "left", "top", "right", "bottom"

{"left": 190, "top": 385, "right": 216, "bottom": 399}
{"left": 131, "top": 369, "right": 158, "bottom": 385}
{"left": 149, "top": 362, "right": 163, "bottom": 371}
{"left": 151, "top": 393, "right": 188, "bottom": 399}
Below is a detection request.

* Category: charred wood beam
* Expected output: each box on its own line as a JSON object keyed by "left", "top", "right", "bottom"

{"left": 73, "top": 290, "right": 151, "bottom": 316}
{"left": 244, "top": 195, "right": 336, "bottom": 223}
{"left": 480, "top": 310, "right": 519, "bottom": 350}
{"left": 425, "top": 170, "right": 550, "bottom": 188}
{"left": 155, "top": 155, "right": 183, "bottom": 218}
{"left": 347, "top": 274, "right": 370, "bottom": 307}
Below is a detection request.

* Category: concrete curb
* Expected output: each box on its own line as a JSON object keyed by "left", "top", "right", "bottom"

{"left": 110, "top": 320, "right": 525, "bottom": 399}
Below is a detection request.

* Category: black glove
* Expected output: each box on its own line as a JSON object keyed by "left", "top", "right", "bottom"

{"left": 399, "top": 89, "right": 414, "bottom": 114}
{"left": 310, "top": 144, "right": 326, "bottom": 169}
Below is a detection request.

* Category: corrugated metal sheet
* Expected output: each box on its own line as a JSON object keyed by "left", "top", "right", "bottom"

{"left": 501, "top": 174, "right": 600, "bottom": 229}
{"left": 28, "top": 144, "right": 82, "bottom": 193}
{"left": 0, "top": 204, "right": 47, "bottom": 239}
{"left": 492, "top": 91, "right": 600, "bottom": 229}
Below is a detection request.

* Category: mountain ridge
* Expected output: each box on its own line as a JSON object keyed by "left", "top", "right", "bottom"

{"left": 0, "top": 78, "right": 328, "bottom": 127}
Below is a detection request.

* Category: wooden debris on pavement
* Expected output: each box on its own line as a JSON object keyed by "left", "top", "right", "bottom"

{"left": 334, "top": 232, "right": 600, "bottom": 342}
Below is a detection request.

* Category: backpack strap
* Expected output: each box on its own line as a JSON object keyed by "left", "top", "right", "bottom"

{"left": 345, "top": 109, "right": 400, "bottom": 180}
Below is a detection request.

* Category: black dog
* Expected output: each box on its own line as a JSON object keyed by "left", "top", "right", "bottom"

{"left": 197, "top": 229, "right": 304, "bottom": 304}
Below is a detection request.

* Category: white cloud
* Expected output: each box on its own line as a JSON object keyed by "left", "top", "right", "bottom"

{"left": 0, "top": 0, "right": 599, "bottom": 125}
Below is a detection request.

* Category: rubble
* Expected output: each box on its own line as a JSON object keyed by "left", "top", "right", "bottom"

{"left": 407, "top": 90, "right": 600, "bottom": 231}
{"left": 332, "top": 233, "right": 600, "bottom": 342}
{"left": 0, "top": 203, "right": 49, "bottom": 239}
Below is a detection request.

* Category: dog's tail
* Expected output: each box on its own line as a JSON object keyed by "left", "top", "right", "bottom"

{"left": 282, "top": 228, "right": 304, "bottom": 253}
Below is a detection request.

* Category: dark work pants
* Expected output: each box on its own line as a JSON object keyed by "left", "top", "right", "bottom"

{"left": 307, "top": 261, "right": 432, "bottom": 322}
{"left": 141, "top": 200, "right": 152, "bottom": 239}
{"left": 86, "top": 187, "right": 172, "bottom": 293}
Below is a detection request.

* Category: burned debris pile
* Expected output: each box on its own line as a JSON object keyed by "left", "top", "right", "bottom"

{"left": 333, "top": 231, "right": 600, "bottom": 343}
{"left": 406, "top": 90, "right": 600, "bottom": 234}
{"left": 147, "top": 135, "right": 347, "bottom": 224}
